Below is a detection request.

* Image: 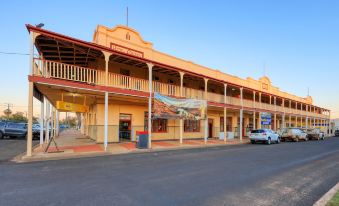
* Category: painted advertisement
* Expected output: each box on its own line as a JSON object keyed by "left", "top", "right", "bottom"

{"left": 153, "top": 93, "right": 207, "bottom": 120}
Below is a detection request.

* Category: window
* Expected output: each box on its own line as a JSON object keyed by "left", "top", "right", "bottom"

{"left": 184, "top": 120, "right": 200, "bottom": 132}
{"left": 220, "top": 117, "right": 232, "bottom": 132}
{"left": 144, "top": 112, "right": 167, "bottom": 133}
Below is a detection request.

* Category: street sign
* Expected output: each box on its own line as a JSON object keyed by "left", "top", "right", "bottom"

{"left": 261, "top": 112, "right": 272, "bottom": 125}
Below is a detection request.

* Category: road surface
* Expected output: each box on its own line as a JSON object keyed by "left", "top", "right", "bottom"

{"left": 0, "top": 137, "right": 338, "bottom": 206}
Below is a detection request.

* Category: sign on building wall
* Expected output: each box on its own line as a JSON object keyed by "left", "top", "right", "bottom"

{"left": 56, "top": 101, "right": 89, "bottom": 113}
{"left": 261, "top": 112, "right": 272, "bottom": 125}
{"left": 153, "top": 93, "right": 207, "bottom": 120}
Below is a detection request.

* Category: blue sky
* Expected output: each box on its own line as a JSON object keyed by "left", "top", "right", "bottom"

{"left": 1, "top": 0, "right": 339, "bottom": 117}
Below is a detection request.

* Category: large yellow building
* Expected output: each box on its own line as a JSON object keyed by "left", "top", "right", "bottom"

{"left": 25, "top": 24, "right": 331, "bottom": 156}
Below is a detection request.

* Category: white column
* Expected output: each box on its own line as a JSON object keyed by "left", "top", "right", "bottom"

{"left": 179, "top": 72, "right": 184, "bottom": 144}
{"left": 274, "top": 96, "right": 277, "bottom": 131}
{"left": 313, "top": 117, "right": 316, "bottom": 128}
{"left": 26, "top": 82, "right": 33, "bottom": 157}
{"left": 239, "top": 87, "right": 243, "bottom": 141}
{"left": 204, "top": 78, "right": 209, "bottom": 143}
{"left": 80, "top": 113, "right": 84, "bottom": 134}
{"left": 258, "top": 92, "right": 262, "bottom": 129}
{"left": 45, "top": 101, "right": 50, "bottom": 143}
{"left": 26, "top": 31, "right": 35, "bottom": 157}
{"left": 39, "top": 98, "right": 44, "bottom": 146}
{"left": 56, "top": 110, "right": 59, "bottom": 136}
{"left": 104, "top": 92, "right": 108, "bottom": 150}
{"left": 147, "top": 63, "right": 154, "bottom": 148}
{"left": 224, "top": 83, "right": 227, "bottom": 141}
{"left": 253, "top": 91, "right": 256, "bottom": 130}
{"left": 103, "top": 52, "right": 110, "bottom": 151}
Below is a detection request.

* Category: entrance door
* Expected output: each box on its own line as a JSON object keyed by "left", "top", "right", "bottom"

{"left": 208, "top": 118, "right": 213, "bottom": 138}
{"left": 119, "top": 114, "right": 132, "bottom": 141}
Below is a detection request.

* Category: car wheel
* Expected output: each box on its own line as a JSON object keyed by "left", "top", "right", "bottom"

{"left": 305, "top": 137, "right": 308, "bottom": 141}
{"left": 0, "top": 132, "right": 3, "bottom": 139}
{"left": 294, "top": 136, "right": 299, "bottom": 142}
{"left": 276, "top": 137, "right": 280, "bottom": 144}
{"left": 267, "top": 137, "right": 271, "bottom": 145}
{"left": 251, "top": 140, "right": 256, "bottom": 144}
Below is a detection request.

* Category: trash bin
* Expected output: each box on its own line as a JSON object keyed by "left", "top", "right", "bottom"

{"left": 136, "top": 131, "right": 149, "bottom": 149}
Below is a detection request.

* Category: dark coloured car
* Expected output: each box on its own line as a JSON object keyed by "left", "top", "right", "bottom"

{"left": 4, "top": 122, "right": 28, "bottom": 139}
{"left": 335, "top": 130, "right": 339, "bottom": 137}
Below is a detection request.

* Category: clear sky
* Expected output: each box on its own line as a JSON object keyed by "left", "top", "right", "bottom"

{"left": 1, "top": 0, "right": 339, "bottom": 118}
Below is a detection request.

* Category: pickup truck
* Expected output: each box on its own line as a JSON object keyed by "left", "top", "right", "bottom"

{"left": 305, "top": 128, "right": 325, "bottom": 140}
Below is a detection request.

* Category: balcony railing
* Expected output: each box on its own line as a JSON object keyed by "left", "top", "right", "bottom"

{"left": 32, "top": 59, "right": 328, "bottom": 119}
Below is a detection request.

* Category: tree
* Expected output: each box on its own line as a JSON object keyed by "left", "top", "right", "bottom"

{"left": 8, "top": 112, "right": 27, "bottom": 122}
{"left": 60, "top": 116, "right": 78, "bottom": 128}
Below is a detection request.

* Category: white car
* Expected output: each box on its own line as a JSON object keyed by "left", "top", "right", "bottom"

{"left": 249, "top": 129, "right": 280, "bottom": 145}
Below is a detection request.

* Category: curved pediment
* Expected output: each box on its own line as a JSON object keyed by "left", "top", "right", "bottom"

{"left": 94, "top": 25, "right": 153, "bottom": 49}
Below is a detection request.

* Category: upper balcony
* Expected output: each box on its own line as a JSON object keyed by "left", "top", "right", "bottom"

{"left": 32, "top": 58, "right": 328, "bottom": 119}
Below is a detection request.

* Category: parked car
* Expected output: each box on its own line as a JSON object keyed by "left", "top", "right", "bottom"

{"left": 305, "top": 128, "right": 325, "bottom": 140}
{"left": 0, "top": 121, "right": 6, "bottom": 139}
{"left": 335, "top": 130, "right": 339, "bottom": 137}
{"left": 3, "top": 122, "right": 28, "bottom": 139}
{"left": 280, "top": 128, "right": 308, "bottom": 142}
{"left": 249, "top": 129, "right": 280, "bottom": 145}
{"left": 32, "top": 124, "right": 42, "bottom": 139}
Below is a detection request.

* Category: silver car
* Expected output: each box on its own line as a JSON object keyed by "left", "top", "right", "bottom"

{"left": 280, "top": 128, "right": 308, "bottom": 142}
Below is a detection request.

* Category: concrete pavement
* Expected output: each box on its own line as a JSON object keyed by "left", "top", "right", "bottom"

{"left": 0, "top": 137, "right": 338, "bottom": 206}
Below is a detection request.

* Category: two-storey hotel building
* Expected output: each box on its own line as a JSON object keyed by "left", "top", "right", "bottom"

{"left": 25, "top": 24, "right": 331, "bottom": 156}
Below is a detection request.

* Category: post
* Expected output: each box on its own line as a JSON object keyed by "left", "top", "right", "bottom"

{"left": 313, "top": 117, "right": 316, "bottom": 128}
{"left": 274, "top": 113, "right": 277, "bottom": 131}
{"left": 26, "top": 31, "right": 35, "bottom": 157}
{"left": 104, "top": 92, "right": 108, "bottom": 150}
{"left": 179, "top": 72, "right": 184, "bottom": 144}
{"left": 39, "top": 97, "right": 44, "bottom": 146}
{"left": 289, "top": 115, "right": 291, "bottom": 127}
{"left": 282, "top": 114, "right": 285, "bottom": 128}
{"left": 147, "top": 63, "right": 154, "bottom": 148}
{"left": 258, "top": 92, "right": 262, "bottom": 129}
{"left": 224, "top": 83, "right": 227, "bottom": 141}
{"left": 56, "top": 110, "right": 59, "bottom": 136}
{"left": 103, "top": 52, "right": 110, "bottom": 151}
{"left": 204, "top": 78, "right": 208, "bottom": 143}
{"left": 45, "top": 101, "right": 50, "bottom": 143}
{"left": 253, "top": 91, "right": 256, "bottom": 130}
{"left": 239, "top": 87, "right": 243, "bottom": 141}
{"left": 329, "top": 111, "right": 331, "bottom": 135}
{"left": 26, "top": 82, "right": 34, "bottom": 157}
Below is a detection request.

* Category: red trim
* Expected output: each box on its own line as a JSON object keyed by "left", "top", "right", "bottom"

{"left": 25, "top": 24, "right": 322, "bottom": 109}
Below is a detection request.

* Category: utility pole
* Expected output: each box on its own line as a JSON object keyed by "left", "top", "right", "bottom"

{"left": 1, "top": 103, "right": 13, "bottom": 119}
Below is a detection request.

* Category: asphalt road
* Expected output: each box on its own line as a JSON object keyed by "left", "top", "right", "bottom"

{"left": 0, "top": 138, "right": 338, "bottom": 206}
{"left": 0, "top": 138, "right": 38, "bottom": 162}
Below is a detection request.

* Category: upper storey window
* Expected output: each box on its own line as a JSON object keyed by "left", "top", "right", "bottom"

{"left": 126, "top": 32, "right": 131, "bottom": 40}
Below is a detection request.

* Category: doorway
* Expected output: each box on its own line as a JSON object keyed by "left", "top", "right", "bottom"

{"left": 208, "top": 118, "right": 213, "bottom": 138}
{"left": 119, "top": 114, "right": 132, "bottom": 141}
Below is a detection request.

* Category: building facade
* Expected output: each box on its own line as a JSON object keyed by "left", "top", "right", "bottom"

{"left": 25, "top": 24, "right": 331, "bottom": 156}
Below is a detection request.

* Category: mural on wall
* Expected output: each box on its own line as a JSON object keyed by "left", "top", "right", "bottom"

{"left": 153, "top": 93, "right": 207, "bottom": 120}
